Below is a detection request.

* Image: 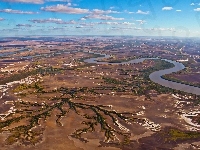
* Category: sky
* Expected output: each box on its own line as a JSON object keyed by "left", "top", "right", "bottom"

{"left": 0, "top": 0, "right": 200, "bottom": 37}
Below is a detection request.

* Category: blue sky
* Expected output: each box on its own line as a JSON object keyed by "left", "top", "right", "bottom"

{"left": 0, "top": 0, "right": 200, "bottom": 37}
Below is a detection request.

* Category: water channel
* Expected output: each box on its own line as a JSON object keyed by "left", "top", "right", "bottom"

{"left": 84, "top": 52, "right": 200, "bottom": 95}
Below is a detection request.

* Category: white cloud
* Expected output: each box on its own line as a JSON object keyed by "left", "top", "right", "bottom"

{"left": 48, "top": 27, "right": 64, "bottom": 30}
{"left": 136, "top": 10, "right": 149, "bottom": 15}
{"left": 79, "top": 22, "right": 95, "bottom": 26}
{"left": 190, "top": 3, "right": 200, "bottom": 6}
{"left": 0, "top": 18, "right": 4, "bottom": 21}
{"left": 29, "top": 18, "right": 77, "bottom": 24}
{"left": 194, "top": 8, "right": 200, "bottom": 11}
{"left": 176, "top": 10, "right": 182, "bottom": 12}
{"left": 109, "top": 26, "right": 141, "bottom": 31}
{"left": 41, "top": 4, "right": 89, "bottom": 14}
{"left": 80, "top": 18, "right": 86, "bottom": 21}
{"left": 149, "top": 28, "right": 175, "bottom": 31}
{"left": 124, "top": 10, "right": 134, "bottom": 14}
{"left": 0, "top": 9, "right": 38, "bottom": 14}
{"left": 29, "top": 18, "right": 64, "bottom": 23}
{"left": 111, "top": 27, "right": 134, "bottom": 30}
{"left": 45, "top": 0, "right": 72, "bottom": 6}
{"left": 109, "top": 27, "right": 175, "bottom": 32}
{"left": 98, "top": 22, "right": 119, "bottom": 25}
{"left": 76, "top": 26, "right": 84, "bottom": 28}
{"left": 3, "top": 0, "right": 44, "bottom": 4}
{"left": 84, "top": 21, "right": 134, "bottom": 26}
{"left": 121, "top": 22, "right": 135, "bottom": 25}
{"left": 83, "top": 14, "right": 124, "bottom": 20}
{"left": 91, "top": 9, "right": 119, "bottom": 14}
{"left": 136, "top": 20, "right": 146, "bottom": 24}
{"left": 65, "top": 20, "right": 76, "bottom": 24}
{"left": 162, "top": 7, "right": 173, "bottom": 11}
{"left": 16, "top": 24, "right": 32, "bottom": 27}
{"left": 41, "top": 5, "right": 119, "bottom": 15}
{"left": 45, "top": 0, "right": 71, "bottom": 2}
{"left": 75, "top": 24, "right": 94, "bottom": 29}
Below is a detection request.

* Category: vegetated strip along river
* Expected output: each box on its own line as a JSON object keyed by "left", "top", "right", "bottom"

{"left": 84, "top": 52, "right": 200, "bottom": 96}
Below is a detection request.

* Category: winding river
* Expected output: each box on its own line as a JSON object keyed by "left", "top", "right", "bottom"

{"left": 84, "top": 52, "right": 200, "bottom": 96}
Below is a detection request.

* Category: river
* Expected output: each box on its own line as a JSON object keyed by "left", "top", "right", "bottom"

{"left": 84, "top": 52, "right": 200, "bottom": 96}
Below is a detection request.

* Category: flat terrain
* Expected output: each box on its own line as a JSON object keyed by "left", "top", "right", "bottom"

{"left": 0, "top": 37, "right": 200, "bottom": 150}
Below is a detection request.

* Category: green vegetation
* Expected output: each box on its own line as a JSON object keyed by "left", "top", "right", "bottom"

{"left": 0, "top": 70, "right": 38, "bottom": 85}
{"left": 167, "top": 128, "right": 200, "bottom": 141}
{"left": 131, "top": 60, "right": 175, "bottom": 96}
{"left": 13, "top": 82, "right": 44, "bottom": 94}
{"left": 97, "top": 57, "right": 137, "bottom": 63}
{"left": 0, "top": 66, "right": 63, "bottom": 85}
{"left": 162, "top": 69, "right": 200, "bottom": 88}
{"left": 37, "top": 66, "right": 63, "bottom": 76}
{"left": 162, "top": 75, "right": 200, "bottom": 88}
{"left": 127, "top": 60, "right": 200, "bottom": 100}
{"left": 75, "top": 63, "right": 96, "bottom": 69}
{"left": 0, "top": 86, "right": 136, "bottom": 146}
{"left": 1, "top": 52, "right": 199, "bottom": 147}
{"left": 100, "top": 59, "right": 198, "bottom": 100}
{"left": 103, "top": 77, "right": 126, "bottom": 85}
{"left": 13, "top": 83, "right": 29, "bottom": 92}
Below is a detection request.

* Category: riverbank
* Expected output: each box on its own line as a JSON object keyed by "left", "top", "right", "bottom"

{"left": 84, "top": 52, "right": 200, "bottom": 96}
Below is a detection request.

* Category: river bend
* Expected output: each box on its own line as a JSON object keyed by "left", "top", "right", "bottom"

{"left": 84, "top": 52, "right": 200, "bottom": 95}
